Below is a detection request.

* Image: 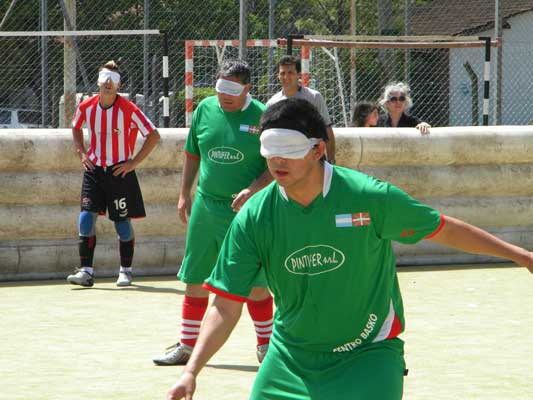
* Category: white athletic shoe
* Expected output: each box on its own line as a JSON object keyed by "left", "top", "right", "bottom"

{"left": 67, "top": 269, "right": 94, "bottom": 287}
{"left": 256, "top": 343, "right": 269, "bottom": 363}
{"left": 152, "top": 342, "right": 193, "bottom": 366}
{"left": 116, "top": 271, "right": 133, "bottom": 287}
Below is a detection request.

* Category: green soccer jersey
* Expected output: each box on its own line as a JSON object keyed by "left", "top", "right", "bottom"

{"left": 184, "top": 96, "right": 267, "bottom": 200}
{"left": 205, "top": 164, "right": 442, "bottom": 352}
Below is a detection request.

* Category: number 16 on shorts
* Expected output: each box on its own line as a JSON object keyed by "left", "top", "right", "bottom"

{"left": 114, "top": 197, "right": 128, "bottom": 217}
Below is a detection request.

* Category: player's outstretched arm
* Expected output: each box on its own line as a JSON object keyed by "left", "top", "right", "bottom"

{"left": 166, "top": 295, "right": 244, "bottom": 400}
{"left": 427, "top": 216, "right": 533, "bottom": 273}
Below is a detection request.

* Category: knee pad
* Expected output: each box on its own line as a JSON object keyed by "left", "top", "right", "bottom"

{"left": 78, "top": 211, "right": 97, "bottom": 236}
{"left": 114, "top": 219, "right": 134, "bottom": 241}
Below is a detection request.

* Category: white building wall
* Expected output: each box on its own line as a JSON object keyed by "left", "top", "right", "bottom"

{"left": 449, "top": 11, "right": 533, "bottom": 125}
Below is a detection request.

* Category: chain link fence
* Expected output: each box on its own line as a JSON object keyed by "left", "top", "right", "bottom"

{"left": 0, "top": 0, "right": 531, "bottom": 128}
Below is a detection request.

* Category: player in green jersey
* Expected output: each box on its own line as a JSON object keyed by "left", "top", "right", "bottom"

{"left": 166, "top": 98, "right": 533, "bottom": 400}
{"left": 153, "top": 60, "right": 273, "bottom": 367}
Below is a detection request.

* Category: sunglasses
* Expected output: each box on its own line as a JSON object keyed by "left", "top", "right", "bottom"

{"left": 388, "top": 95, "right": 406, "bottom": 102}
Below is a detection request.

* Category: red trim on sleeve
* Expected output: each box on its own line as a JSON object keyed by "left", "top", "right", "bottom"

{"left": 184, "top": 150, "right": 200, "bottom": 160}
{"left": 425, "top": 213, "right": 446, "bottom": 239}
{"left": 202, "top": 283, "right": 247, "bottom": 303}
{"left": 386, "top": 314, "right": 403, "bottom": 339}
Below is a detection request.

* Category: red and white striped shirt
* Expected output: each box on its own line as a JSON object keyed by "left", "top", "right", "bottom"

{"left": 72, "top": 94, "right": 156, "bottom": 167}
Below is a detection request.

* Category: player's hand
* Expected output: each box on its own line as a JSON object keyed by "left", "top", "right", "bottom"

{"left": 166, "top": 371, "right": 196, "bottom": 400}
{"left": 112, "top": 160, "right": 136, "bottom": 177}
{"left": 416, "top": 122, "right": 431, "bottom": 135}
{"left": 178, "top": 193, "right": 192, "bottom": 225}
{"left": 231, "top": 188, "right": 252, "bottom": 212}
{"left": 79, "top": 152, "right": 95, "bottom": 171}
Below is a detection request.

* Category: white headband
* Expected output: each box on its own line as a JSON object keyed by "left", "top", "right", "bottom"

{"left": 98, "top": 69, "right": 121, "bottom": 85}
{"left": 260, "top": 128, "right": 321, "bottom": 159}
{"left": 215, "top": 78, "right": 245, "bottom": 96}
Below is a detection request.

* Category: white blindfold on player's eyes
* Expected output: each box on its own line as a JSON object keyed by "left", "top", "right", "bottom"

{"left": 98, "top": 69, "right": 121, "bottom": 85}
{"left": 260, "top": 128, "right": 322, "bottom": 159}
{"left": 215, "top": 78, "right": 245, "bottom": 96}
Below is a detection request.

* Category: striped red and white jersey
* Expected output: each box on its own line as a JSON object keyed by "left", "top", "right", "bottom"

{"left": 72, "top": 94, "right": 156, "bottom": 167}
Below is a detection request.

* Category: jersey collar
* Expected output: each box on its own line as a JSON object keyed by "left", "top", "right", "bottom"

{"left": 241, "top": 94, "right": 252, "bottom": 110}
{"left": 217, "top": 94, "right": 252, "bottom": 111}
{"left": 281, "top": 85, "right": 302, "bottom": 98}
{"left": 278, "top": 161, "right": 333, "bottom": 201}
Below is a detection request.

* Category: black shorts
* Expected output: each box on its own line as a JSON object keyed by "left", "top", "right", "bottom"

{"left": 80, "top": 163, "right": 146, "bottom": 221}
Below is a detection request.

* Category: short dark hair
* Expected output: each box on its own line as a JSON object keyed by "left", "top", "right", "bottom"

{"left": 278, "top": 55, "right": 301, "bottom": 73}
{"left": 260, "top": 98, "right": 328, "bottom": 142}
{"left": 217, "top": 59, "right": 251, "bottom": 84}
{"left": 99, "top": 60, "right": 120, "bottom": 75}
{"left": 352, "top": 101, "right": 378, "bottom": 127}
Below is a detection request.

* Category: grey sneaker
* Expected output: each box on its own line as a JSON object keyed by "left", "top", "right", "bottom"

{"left": 116, "top": 271, "right": 132, "bottom": 286}
{"left": 256, "top": 343, "right": 269, "bottom": 363}
{"left": 152, "top": 342, "right": 193, "bottom": 366}
{"left": 67, "top": 269, "right": 94, "bottom": 287}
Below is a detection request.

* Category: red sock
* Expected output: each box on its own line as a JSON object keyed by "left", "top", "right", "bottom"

{"left": 246, "top": 295, "right": 273, "bottom": 346}
{"left": 180, "top": 296, "right": 209, "bottom": 347}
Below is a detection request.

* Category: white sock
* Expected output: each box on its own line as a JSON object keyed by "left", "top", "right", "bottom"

{"left": 119, "top": 266, "right": 133, "bottom": 273}
{"left": 80, "top": 267, "right": 94, "bottom": 275}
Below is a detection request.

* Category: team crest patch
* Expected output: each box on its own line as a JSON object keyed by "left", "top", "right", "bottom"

{"left": 284, "top": 245, "right": 345, "bottom": 276}
{"left": 335, "top": 212, "right": 371, "bottom": 227}
{"left": 239, "top": 124, "right": 261, "bottom": 134}
{"left": 113, "top": 128, "right": 120, "bottom": 135}
{"left": 208, "top": 146, "right": 244, "bottom": 164}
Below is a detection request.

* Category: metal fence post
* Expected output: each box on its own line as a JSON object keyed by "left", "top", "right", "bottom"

{"left": 480, "top": 36, "right": 492, "bottom": 126}
{"left": 62, "top": 0, "right": 76, "bottom": 128}
{"left": 239, "top": 0, "right": 248, "bottom": 60}
{"left": 268, "top": 0, "right": 277, "bottom": 97}
{"left": 40, "top": 0, "right": 48, "bottom": 127}
{"left": 494, "top": 0, "right": 502, "bottom": 125}
{"left": 349, "top": 0, "right": 356, "bottom": 117}
{"left": 404, "top": 0, "right": 411, "bottom": 83}
{"left": 144, "top": 0, "right": 151, "bottom": 118}
{"left": 161, "top": 31, "right": 169, "bottom": 128}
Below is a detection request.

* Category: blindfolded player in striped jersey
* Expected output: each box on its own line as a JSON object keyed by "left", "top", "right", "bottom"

{"left": 67, "top": 60, "right": 160, "bottom": 288}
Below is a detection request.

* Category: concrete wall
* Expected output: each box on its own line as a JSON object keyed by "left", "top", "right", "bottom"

{"left": 1, "top": 126, "right": 533, "bottom": 280}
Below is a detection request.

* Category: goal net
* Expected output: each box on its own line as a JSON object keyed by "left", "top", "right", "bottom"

{"left": 186, "top": 35, "right": 497, "bottom": 127}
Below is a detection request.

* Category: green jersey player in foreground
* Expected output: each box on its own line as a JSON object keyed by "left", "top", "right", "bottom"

{"left": 166, "top": 98, "right": 533, "bottom": 400}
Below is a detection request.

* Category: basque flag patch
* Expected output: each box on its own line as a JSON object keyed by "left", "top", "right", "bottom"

{"left": 335, "top": 212, "right": 371, "bottom": 227}
{"left": 240, "top": 124, "right": 261, "bottom": 134}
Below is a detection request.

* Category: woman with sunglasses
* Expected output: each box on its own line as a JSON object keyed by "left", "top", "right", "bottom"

{"left": 377, "top": 82, "right": 431, "bottom": 134}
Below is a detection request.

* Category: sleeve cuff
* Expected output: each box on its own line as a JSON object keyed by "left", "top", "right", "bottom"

{"left": 425, "top": 213, "right": 446, "bottom": 239}
{"left": 202, "top": 282, "right": 247, "bottom": 303}
{"left": 184, "top": 150, "right": 200, "bottom": 160}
